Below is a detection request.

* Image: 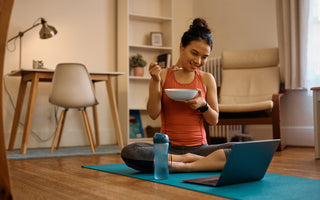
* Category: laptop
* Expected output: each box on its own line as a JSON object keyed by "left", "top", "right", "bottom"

{"left": 183, "top": 139, "right": 280, "bottom": 187}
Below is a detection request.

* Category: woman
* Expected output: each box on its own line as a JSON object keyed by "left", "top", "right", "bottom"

{"left": 121, "top": 18, "right": 233, "bottom": 173}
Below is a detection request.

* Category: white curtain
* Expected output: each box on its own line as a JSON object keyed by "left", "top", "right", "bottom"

{"left": 276, "top": 0, "right": 320, "bottom": 90}
{"left": 276, "top": 0, "right": 307, "bottom": 89}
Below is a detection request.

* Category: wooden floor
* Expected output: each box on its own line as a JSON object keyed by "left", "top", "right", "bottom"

{"left": 8, "top": 147, "right": 320, "bottom": 200}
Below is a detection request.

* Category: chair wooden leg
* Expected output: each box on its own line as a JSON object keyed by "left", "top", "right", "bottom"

{"left": 272, "top": 116, "right": 283, "bottom": 151}
{"left": 272, "top": 94, "right": 284, "bottom": 151}
{"left": 81, "top": 110, "right": 95, "bottom": 153}
{"left": 56, "top": 109, "right": 68, "bottom": 150}
{"left": 50, "top": 110, "right": 65, "bottom": 153}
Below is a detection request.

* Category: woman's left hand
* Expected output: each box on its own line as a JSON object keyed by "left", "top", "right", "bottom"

{"left": 185, "top": 89, "right": 206, "bottom": 110}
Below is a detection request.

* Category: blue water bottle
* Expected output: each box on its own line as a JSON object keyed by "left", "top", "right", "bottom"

{"left": 153, "top": 133, "right": 170, "bottom": 180}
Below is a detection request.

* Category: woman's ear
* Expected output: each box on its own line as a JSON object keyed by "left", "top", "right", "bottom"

{"left": 179, "top": 42, "right": 184, "bottom": 53}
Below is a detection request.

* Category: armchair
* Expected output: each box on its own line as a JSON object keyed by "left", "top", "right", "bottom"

{"left": 214, "top": 48, "right": 285, "bottom": 150}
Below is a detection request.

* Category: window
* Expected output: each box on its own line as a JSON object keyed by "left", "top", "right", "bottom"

{"left": 305, "top": 0, "right": 320, "bottom": 88}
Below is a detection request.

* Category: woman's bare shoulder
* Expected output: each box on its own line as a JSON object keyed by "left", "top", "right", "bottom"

{"left": 200, "top": 71, "right": 215, "bottom": 85}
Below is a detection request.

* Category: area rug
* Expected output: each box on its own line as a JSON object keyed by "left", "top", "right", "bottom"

{"left": 7, "top": 145, "right": 120, "bottom": 160}
{"left": 83, "top": 163, "right": 320, "bottom": 200}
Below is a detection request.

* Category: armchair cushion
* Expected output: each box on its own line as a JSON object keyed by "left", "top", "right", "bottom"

{"left": 219, "top": 66, "right": 280, "bottom": 105}
{"left": 219, "top": 100, "right": 273, "bottom": 112}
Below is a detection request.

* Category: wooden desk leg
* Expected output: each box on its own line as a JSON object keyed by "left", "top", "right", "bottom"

{"left": 8, "top": 78, "right": 27, "bottom": 150}
{"left": 20, "top": 73, "right": 39, "bottom": 154}
{"left": 105, "top": 78, "right": 124, "bottom": 150}
{"left": 313, "top": 91, "right": 320, "bottom": 159}
{"left": 92, "top": 83, "right": 100, "bottom": 147}
{"left": 92, "top": 105, "right": 100, "bottom": 147}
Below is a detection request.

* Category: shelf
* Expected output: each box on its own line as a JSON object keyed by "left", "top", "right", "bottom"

{"left": 129, "top": 44, "right": 172, "bottom": 51}
{"left": 117, "top": 0, "right": 172, "bottom": 146}
{"left": 129, "top": 13, "right": 172, "bottom": 23}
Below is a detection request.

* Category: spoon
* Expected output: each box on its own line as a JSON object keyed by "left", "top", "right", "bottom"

{"left": 172, "top": 65, "right": 183, "bottom": 71}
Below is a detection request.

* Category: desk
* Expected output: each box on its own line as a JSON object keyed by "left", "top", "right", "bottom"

{"left": 311, "top": 87, "right": 320, "bottom": 159}
{"left": 7, "top": 69, "right": 124, "bottom": 154}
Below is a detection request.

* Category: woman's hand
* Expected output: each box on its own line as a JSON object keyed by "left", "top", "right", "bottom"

{"left": 185, "top": 89, "right": 206, "bottom": 110}
{"left": 149, "top": 62, "right": 162, "bottom": 82}
{"left": 147, "top": 62, "right": 163, "bottom": 119}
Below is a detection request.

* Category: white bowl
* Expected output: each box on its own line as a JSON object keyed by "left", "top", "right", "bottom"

{"left": 165, "top": 89, "right": 198, "bottom": 101}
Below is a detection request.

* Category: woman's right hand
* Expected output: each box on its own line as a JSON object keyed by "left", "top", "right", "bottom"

{"left": 149, "top": 62, "right": 162, "bottom": 82}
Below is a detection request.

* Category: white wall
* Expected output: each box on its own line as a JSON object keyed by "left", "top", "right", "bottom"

{"left": 193, "top": 0, "right": 278, "bottom": 56}
{"left": 4, "top": 0, "right": 117, "bottom": 148}
{"left": 193, "top": 0, "right": 314, "bottom": 146}
{"left": 172, "top": 0, "right": 194, "bottom": 64}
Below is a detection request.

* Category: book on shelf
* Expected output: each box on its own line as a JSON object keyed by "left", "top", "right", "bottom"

{"left": 129, "top": 110, "right": 144, "bottom": 138}
{"left": 157, "top": 53, "right": 171, "bottom": 68}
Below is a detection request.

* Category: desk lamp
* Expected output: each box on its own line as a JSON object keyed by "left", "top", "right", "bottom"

{"left": 7, "top": 17, "right": 58, "bottom": 70}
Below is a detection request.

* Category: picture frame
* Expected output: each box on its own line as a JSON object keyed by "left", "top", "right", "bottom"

{"left": 151, "top": 32, "right": 163, "bottom": 46}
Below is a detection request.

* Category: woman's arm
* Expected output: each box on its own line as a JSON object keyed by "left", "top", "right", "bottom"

{"left": 146, "top": 62, "right": 166, "bottom": 120}
{"left": 185, "top": 72, "right": 219, "bottom": 125}
{"left": 202, "top": 72, "right": 219, "bottom": 125}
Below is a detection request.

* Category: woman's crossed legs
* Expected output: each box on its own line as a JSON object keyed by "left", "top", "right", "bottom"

{"left": 121, "top": 142, "right": 233, "bottom": 173}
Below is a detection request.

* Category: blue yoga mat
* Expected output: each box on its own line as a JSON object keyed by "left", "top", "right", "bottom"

{"left": 83, "top": 163, "right": 320, "bottom": 200}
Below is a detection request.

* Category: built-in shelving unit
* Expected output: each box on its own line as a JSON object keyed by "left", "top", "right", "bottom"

{"left": 117, "top": 0, "right": 173, "bottom": 144}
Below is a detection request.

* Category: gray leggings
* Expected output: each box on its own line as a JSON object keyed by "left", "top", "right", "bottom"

{"left": 121, "top": 142, "right": 234, "bottom": 172}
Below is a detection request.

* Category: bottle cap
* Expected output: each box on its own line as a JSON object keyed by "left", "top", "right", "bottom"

{"left": 153, "top": 133, "right": 169, "bottom": 143}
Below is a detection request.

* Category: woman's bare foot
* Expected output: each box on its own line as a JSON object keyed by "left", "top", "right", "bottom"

{"left": 169, "top": 149, "right": 227, "bottom": 173}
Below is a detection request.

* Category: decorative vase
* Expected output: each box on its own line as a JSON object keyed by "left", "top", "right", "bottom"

{"left": 133, "top": 67, "right": 144, "bottom": 76}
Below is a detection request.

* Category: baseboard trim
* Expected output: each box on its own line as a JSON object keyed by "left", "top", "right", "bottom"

{"left": 245, "top": 125, "right": 314, "bottom": 147}
{"left": 283, "top": 126, "right": 314, "bottom": 147}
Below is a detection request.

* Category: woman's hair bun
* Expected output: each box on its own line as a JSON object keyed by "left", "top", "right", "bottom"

{"left": 189, "top": 18, "right": 211, "bottom": 33}
{"left": 181, "top": 17, "right": 213, "bottom": 50}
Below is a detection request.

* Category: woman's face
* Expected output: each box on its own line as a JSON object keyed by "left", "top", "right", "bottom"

{"left": 179, "top": 40, "right": 211, "bottom": 72}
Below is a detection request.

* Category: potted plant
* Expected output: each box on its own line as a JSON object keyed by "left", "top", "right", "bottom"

{"left": 129, "top": 53, "right": 147, "bottom": 76}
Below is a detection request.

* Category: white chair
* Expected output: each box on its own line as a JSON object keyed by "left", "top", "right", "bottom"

{"left": 49, "top": 63, "right": 98, "bottom": 153}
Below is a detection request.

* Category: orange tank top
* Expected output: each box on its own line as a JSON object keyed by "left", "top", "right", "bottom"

{"left": 160, "top": 66, "right": 207, "bottom": 146}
